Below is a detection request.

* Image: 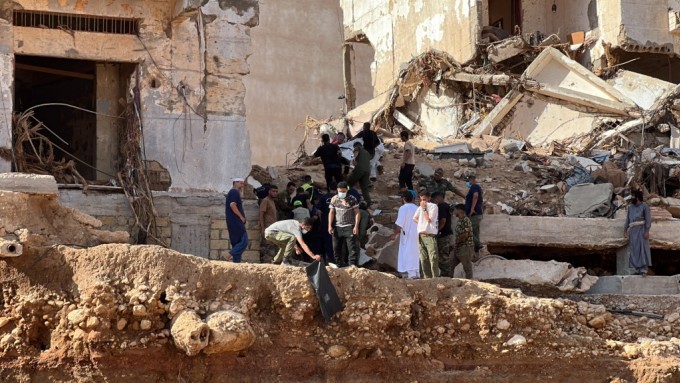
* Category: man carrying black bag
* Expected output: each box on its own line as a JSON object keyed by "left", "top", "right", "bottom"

{"left": 305, "top": 259, "right": 344, "bottom": 322}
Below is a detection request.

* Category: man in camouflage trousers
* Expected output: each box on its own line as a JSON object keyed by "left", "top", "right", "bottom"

{"left": 452, "top": 204, "right": 474, "bottom": 279}
{"left": 432, "top": 192, "right": 454, "bottom": 277}
{"left": 420, "top": 168, "right": 466, "bottom": 199}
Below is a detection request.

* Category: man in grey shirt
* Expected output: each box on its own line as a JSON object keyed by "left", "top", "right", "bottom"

{"left": 328, "top": 181, "right": 361, "bottom": 267}
{"left": 265, "top": 218, "right": 320, "bottom": 265}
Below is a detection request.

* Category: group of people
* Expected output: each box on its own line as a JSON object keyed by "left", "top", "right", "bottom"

{"left": 393, "top": 172, "right": 484, "bottom": 279}
{"left": 227, "top": 124, "right": 654, "bottom": 279}
{"left": 253, "top": 174, "right": 372, "bottom": 267}
{"left": 225, "top": 126, "right": 486, "bottom": 279}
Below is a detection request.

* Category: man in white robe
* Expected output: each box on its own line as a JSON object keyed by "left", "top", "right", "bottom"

{"left": 392, "top": 191, "right": 420, "bottom": 278}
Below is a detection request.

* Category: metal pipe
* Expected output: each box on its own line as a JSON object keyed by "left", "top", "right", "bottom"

{"left": 0, "top": 241, "right": 22, "bottom": 257}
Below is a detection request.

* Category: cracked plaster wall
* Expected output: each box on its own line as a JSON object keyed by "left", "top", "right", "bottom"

{"left": 0, "top": 0, "right": 256, "bottom": 192}
{"left": 340, "top": 0, "right": 482, "bottom": 96}
{"left": 245, "top": 0, "right": 371, "bottom": 166}
{"left": 597, "top": 0, "right": 680, "bottom": 55}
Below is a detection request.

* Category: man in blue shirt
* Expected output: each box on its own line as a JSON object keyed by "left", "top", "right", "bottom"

{"left": 464, "top": 175, "right": 484, "bottom": 254}
{"left": 225, "top": 177, "right": 248, "bottom": 262}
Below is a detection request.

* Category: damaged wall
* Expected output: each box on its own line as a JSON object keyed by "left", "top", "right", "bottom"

{"left": 340, "top": 0, "right": 482, "bottom": 96}
{"left": 0, "top": 0, "right": 256, "bottom": 192}
{"left": 520, "top": 0, "right": 593, "bottom": 40}
{"left": 245, "top": 0, "right": 372, "bottom": 166}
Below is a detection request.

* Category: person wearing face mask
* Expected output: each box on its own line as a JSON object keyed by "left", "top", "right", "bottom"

{"left": 318, "top": 183, "right": 337, "bottom": 263}
{"left": 624, "top": 190, "right": 652, "bottom": 275}
{"left": 464, "top": 174, "right": 484, "bottom": 256}
{"left": 264, "top": 218, "right": 321, "bottom": 265}
{"left": 328, "top": 181, "right": 361, "bottom": 267}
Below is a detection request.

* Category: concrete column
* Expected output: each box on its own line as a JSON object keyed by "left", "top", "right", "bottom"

{"left": 616, "top": 245, "right": 635, "bottom": 275}
{"left": 95, "top": 63, "right": 121, "bottom": 181}
{"left": 0, "top": 21, "right": 14, "bottom": 173}
{"left": 342, "top": 43, "right": 356, "bottom": 112}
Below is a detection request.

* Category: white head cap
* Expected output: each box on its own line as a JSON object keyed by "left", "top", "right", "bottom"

{"left": 233, "top": 177, "right": 245, "bottom": 183}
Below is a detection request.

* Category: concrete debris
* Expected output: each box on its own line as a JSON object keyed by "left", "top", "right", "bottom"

{"left": 486, "top": 36, "right": 529, "bottom": 64}
{"left": 366, "top": 224, "right": 399, "bottom": 271}
{"left": 564, "top": 183, "right": 614, "bottom": 218}
{"left": 0, "top": 173, "right": 58, "bottom": 195}
{"left": 414, "top": 163, "right": 435, "bottom": 177}
{"left": 453, "top": 256, "right": 598, "bottom": 293}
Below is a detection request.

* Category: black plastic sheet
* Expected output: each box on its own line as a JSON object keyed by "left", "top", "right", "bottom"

{"left": 305, "top": 260, "right": 344, "bottom": 322}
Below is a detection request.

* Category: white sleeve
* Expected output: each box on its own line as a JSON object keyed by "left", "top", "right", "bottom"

{"left": 429, "top": 204, "right": 438, "bottom": 222}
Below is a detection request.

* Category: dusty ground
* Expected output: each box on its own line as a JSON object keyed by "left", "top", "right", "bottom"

{"left": 1, "top": 242, "right": 680, "bottom": 382}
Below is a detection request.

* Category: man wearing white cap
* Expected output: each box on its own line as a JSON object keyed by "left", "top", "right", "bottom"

{"left": 225, "top": 177, "right": 248, "bottom": 262}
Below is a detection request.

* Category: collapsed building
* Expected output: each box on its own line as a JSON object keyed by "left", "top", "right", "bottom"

{"left": 275, "top": 0, "right": 680, "bottom": 283}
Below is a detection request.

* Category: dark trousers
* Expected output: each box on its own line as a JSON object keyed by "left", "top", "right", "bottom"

{"left": 398, "top": 164, "right": 414, "bottom": 190}
{"left": 348, "top": 169, "right": 371, "bottom": 205}
{"left": 333, "top": 225, "right": 359, "bottom": 267}
{"left": 324, "top": 165, "right": 343, "bottom": 188}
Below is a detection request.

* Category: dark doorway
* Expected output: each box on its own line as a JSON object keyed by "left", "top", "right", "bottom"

{"left": 488, "top": 0, "right": 522, "bottom": 35}
{"left": 14, "top": 56, "right": 97, "bottom": 179}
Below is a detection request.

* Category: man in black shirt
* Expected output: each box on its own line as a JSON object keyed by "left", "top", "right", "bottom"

{"left": 313, "top": 134, "right": 343, "bottom": 188}
{"left": 433, "top": 192, "right": 454, "bottom": 277}
{"left": 354, "top": 122, "right": 380, "bottom": 158}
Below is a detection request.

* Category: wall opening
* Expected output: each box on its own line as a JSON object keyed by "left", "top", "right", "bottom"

{"left": 13, "top": 55, "right": 135, "bottom": 182}
{"left": 343, "top": 34, "right": 376, "bottom": 111}
{"left": 487, "top": 0, "right": 522, "bottom": 35}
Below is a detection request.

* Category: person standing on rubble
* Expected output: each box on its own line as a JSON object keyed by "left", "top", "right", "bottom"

{"left": 328, "top": 181, "right": 361, "bottom": 267}
{"left": 413, "top": 190, "right": 440, "bottom": 278}
{"left": 259, "top": 185, "right": 279, "bottom": 261}
{"left": 313, "top": 134, "right": 343, "bottom": 188}
{"left": 225, "top": 177, "right": 248, "bottom": 263}
{"left": 276, "top": 182, "right": 296, "bottom": 220}
{"left": 464, "top": 174, "right": 484, "bottom": 254}
{"left": 318, "top": 183, "right": 337, "bottom": 263}
{"left": 452, "top": 204, "right": 474, "bottom": 279}
{"left": 264, "top": 218, "right": 321, "bottom": 265}
{"left": 398, "top": 130, "right": 416, "bottom": 192}
{"left": 624, "top": 190, "right": 652, "bottom": 275}
{"left": 354, "top": 122, "right": 380, "bottom": 158}
{"left": 432, "top": 192, "right": 454, "bottom": 277}
{"left": 421, "top": 168, "right": 466, "bottom": 199}
{"left": 392, "top": 191, "right": 420, "bottom": 279}
{"left": 348, "top": 142, "right": 372, "bottom": 207}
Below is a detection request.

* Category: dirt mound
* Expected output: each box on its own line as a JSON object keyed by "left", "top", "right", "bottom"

{"left": 0, "top": 242, "right": 675, "bottom": 381}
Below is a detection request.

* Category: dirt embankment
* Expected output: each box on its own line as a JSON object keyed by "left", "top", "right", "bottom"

{"left": 0, "top": 241, "right": 677, "bottom": 382}
{"left": 0, "top": 187, "right": 679, "bottom": 382}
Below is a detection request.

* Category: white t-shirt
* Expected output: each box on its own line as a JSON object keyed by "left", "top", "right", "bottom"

{"left": 265, "top": 219, "right": 302, "bottom": 238}
{"left": 413, "top": 202, "right": 439, "bottom": 235}
{"left": 403, "top": 141, "right": 415, "bottom": 165}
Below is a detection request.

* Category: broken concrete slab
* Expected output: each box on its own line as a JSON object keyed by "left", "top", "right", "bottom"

{"left": 587, "top": 275, "right": 680, "bottom": 295}
{"left": 453, "top": 256, "right": 597, "bottom": 293}
{"left": 482, "top": 215, "right": 680, "bottom": 251}
{"left": 607, "top": 70, "right": 674, "bottom": 110}
{"left": 486, "top": 36, "right": 529, "bottom": 63}
{"left": 474, "top": 48, "right": 638, "bottom": 147}
{"left": 665, "top": 197, "right": 680, "bottom": 218}
{"left": 0, "top": 173, "right": 58, "bottom": 195}
{"left": 433, "top": 142, "right": 470, "bottom": 154}
{"left": 564, "top": 183, "right": 613, "bottom": 218}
